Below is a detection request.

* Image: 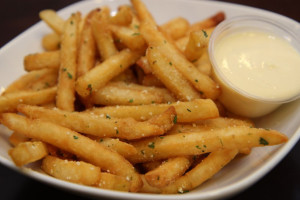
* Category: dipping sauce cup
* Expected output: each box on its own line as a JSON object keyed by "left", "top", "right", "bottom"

{"left": 208, "top": 16, "right": 300, "bottom": 118}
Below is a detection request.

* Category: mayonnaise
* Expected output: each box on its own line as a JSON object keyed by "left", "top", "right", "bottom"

{"left": 209, "top": 16, "right": 300, "bottom": 118}
{"left": 214, "top": 29, "right": 300, "bottom": 101}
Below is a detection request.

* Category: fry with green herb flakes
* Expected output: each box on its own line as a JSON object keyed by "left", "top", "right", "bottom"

{"left": 0, "top": 113, "right": 142, "bottom": 192}
{"left": 128, "top": 126, "right": 287, "bottom": 163}
{"left": 56, "top": 12, "right": 80, "bottom": 111}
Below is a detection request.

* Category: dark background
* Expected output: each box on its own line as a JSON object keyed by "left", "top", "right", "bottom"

{"left": 1, "top": 0, "right": 299, "bottom": 199}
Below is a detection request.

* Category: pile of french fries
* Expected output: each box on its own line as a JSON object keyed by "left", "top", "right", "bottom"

{"left": 0, "top": 0, "right": 288, "bottom": 194}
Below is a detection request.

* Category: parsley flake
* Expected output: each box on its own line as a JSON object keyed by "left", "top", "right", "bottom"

{"left": 259, "top": 137, "right": 269, "bottom": 145}
{"left": 148, "top": 142, "right": 155, "bottom": 149}
{"left": 73, "top": 135, "right": 79, "bottom": 139}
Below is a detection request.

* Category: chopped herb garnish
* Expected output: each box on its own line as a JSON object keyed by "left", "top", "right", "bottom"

{"left": 120, "top": 64, "right": 123, "bottom": 68}
{"left": 169, "top": 62, "right": 172, "bottom": 66}
{"left": 159, "top": 136, "right": 164, "bottom": 139}
{"left": 87, "top": 84, "right": 92, "bottom": 94}
{"left": 67, "top": 72, "right": 73, "bottom": 79}
{"left": 196, "top": 145, "right": 201, "bottom": 149}
{"left": 132, "top": 32, "right": 140, "bottom": 36}
{"left": 141, "top": 150, "right": 145, "bottom": 155}
{"left": 70, "top": 20, "right": 74, "bottom": 25}
{"left": 99, "top": 139, "right": 104, "bottom": 142}
{"left": 134, "top": 25, "right": 139, "bottom": 29}
{"left": 148, "top": 142, "right": 155, "bottom": 149}
{"left": 106, "top": 114, "right": 111, "bottom": 119}
{"left": 259, "top": 137, "right": 269, "bottom": 145}
{"left": 195, "top": 79, "right": 199, "bottom": 82}
{"left": 73, "top": 135, "right": 79, "bottom": 139}
{"left": 173, "top": 115, "right": 177, "bottom": 124}
{"left": 187, "top": 108, "right": 191, "bottom": 112}
{"left": 202, "top": 30, "right": 208, "bottom": 38}
{"left": 129, "top": 99, "right": 134, "bottom": 103}
{"left": 116, "top": 129, "right": 119, "bottom": 134}
{"left": 219, "top": 138, "right": 224, "bottom": 147}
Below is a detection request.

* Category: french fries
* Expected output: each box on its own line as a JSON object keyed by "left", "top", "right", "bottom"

{"left": 9, "top": 141, "right": 48, "bottom": 166}
{"left": 0, "top": 0, "right": 289, "bottom": 195}
{"left": 42, "top": 155, "right": 101, "bottom": 186}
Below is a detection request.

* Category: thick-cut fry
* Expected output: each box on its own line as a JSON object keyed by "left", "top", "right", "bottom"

{"left": 42, "top": 32, "right": 61, "bottom": 51}
{"left": 0, "top": 86, "right": 56, "bottom": 113}
{"left": 146, "top": 47, "right": 201, "bottom": 101}
{"left": 24, "top": 51, "right": 60, "bottom": 71}
{"left": 87, "top": 99, "right": 219, "bottom": 122}
{"left": 128, "top": 126, "right": 288, "bottom": 163}
{"left": 0, "top": 113, "right": 142, "bottom": 192}
{"left": 77, "top": 10, "right": 97, "bottom": 78}
{"left": 91, "top": 81, "right": 175, "bottom": 106}
{"left": 91, "top": 9, "right": 118, "bottom": 60}
{"left": 161, "top": 149, "right": 238, "bottom": 193}
{"left": 17, "top": 104, "right": 165, "bottom": 140}
{"left": 145, "top": 156, "right": 192, "bottom": 188}
{"left": 56, "top": 13, "right": 80, "bottom": 111}
{"left": 9, "top": 132, "right": 30, "bottom": 146}
{"left": 42, "top": 155, "right": 101, "bottom": 186}
{"left": 75, "top": 49, "right": 142, "bottom": 97}
{"left": 160, "top": 17, "right": 190, "bottom": 40}
{"left": 39, "top": 9, "right": 65, "bottom": 34}
{"left": 97, "top": 172, "right": 130, "bottom": 191}
{"left": 9, "top": 141, "right": 48, "bottom": 166}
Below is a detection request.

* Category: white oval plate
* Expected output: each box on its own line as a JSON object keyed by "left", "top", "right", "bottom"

{"left": 0, "top": 0, "right": 300, "bottom": 199}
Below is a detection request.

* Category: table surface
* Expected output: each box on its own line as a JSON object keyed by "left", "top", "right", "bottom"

{"left": 1, "top": 0, "right": 299, "bottom": 199}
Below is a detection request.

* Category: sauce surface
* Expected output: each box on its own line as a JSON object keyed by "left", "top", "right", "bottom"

{"left": 214, "top": 29, "right": 300, "bottom": 101}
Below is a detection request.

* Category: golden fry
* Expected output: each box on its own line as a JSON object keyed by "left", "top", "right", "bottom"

{"left": 9, "top": 141, "right": 48, "bottom": 166}
{"left": 42, "top": 155, "right": 101, "bottom": 186}
{"left": 39, "top": 9, "right": 65, "bottom": 34}
{"left": 0, "top": 113, "right": 142, "bottom": 192}
{"left": 24, "top": 51, "right": 60, "bottom": 71}
{"left": 56, "top": 12, "right": 80, "bottom": 111}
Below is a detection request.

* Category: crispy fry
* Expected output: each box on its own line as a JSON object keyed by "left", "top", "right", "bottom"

{"left": 77, "top": 10, "right": 97, "bottom": 78}
{"left": 0, "top": 113, "right": 142, "bottom": 192}
{"left": 160, "top": 17, "right": 190, "bottom": 40}
{"left": 161, "top": 149, "right": 238, "bottom": 193}
{"left": 39, "top": 9, "right": 65, "bottom": 34}
{"left": 94, "top": 137, "right": 137, "bottom": 159}
{"left": 146, "top": 46, "right": 201, "bottom": 101}
{"left": 17, "top": 104, "right": 166, "bottom": 140}
{"left": 97, "top": 172, "right": 130, "bottom": 191}
{"left": 187, "top": 11, "right": 225, "bottom": 34}
{"left": 87, "top": 99, "right": 219, "bottom": 123}
{"left": 9, "top": 141, "right": 48, "bottom": 166}
{"left": 145, "top": 156, "right": 192, "bottom": 188}
{"left": 3, "top": 68, "right": 57, "bottom": 94}
{"left": 109, "top": 5, "right": 133, "bottom": 26}
{"left": 9, "top": 132, "right": 30, "bottom": 146}
{"left": 184, "top": 30, "right": 209, "bottom": 61}
{"left": 128, "top": 126, "right": 288, "bottom": 163}
{"left": 75, "top": 49, "right": 142, "bottom": 97}
{"left": 42, "top": 155, "right": 101, "bottom": 186}
{"left": 0, "top": 87, "right": 56, "bottom": 113}
{"left": 109, "top": 25, "right": 147, "bottom": 51}
{"left": 136, "top": 56, "right": 152, "bottom": 74}
{"left": 24, "top": 51, "right": 60, "bottom": 71}
{"left": 42, "top": 32, "right": 61, "bottom": 51}
{"left": 56, "top": 13, "right": 80, "bottom": 111}
{"left": 91, "top": 81, "right": 175, "bottom": 106}
{"left": 91, "top": 9, "right": 118, "bottom": 60}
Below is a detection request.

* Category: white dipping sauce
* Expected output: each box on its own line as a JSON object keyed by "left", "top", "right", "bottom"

{"left": 214, "top": 29, "right": 300, "bottom": 101}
